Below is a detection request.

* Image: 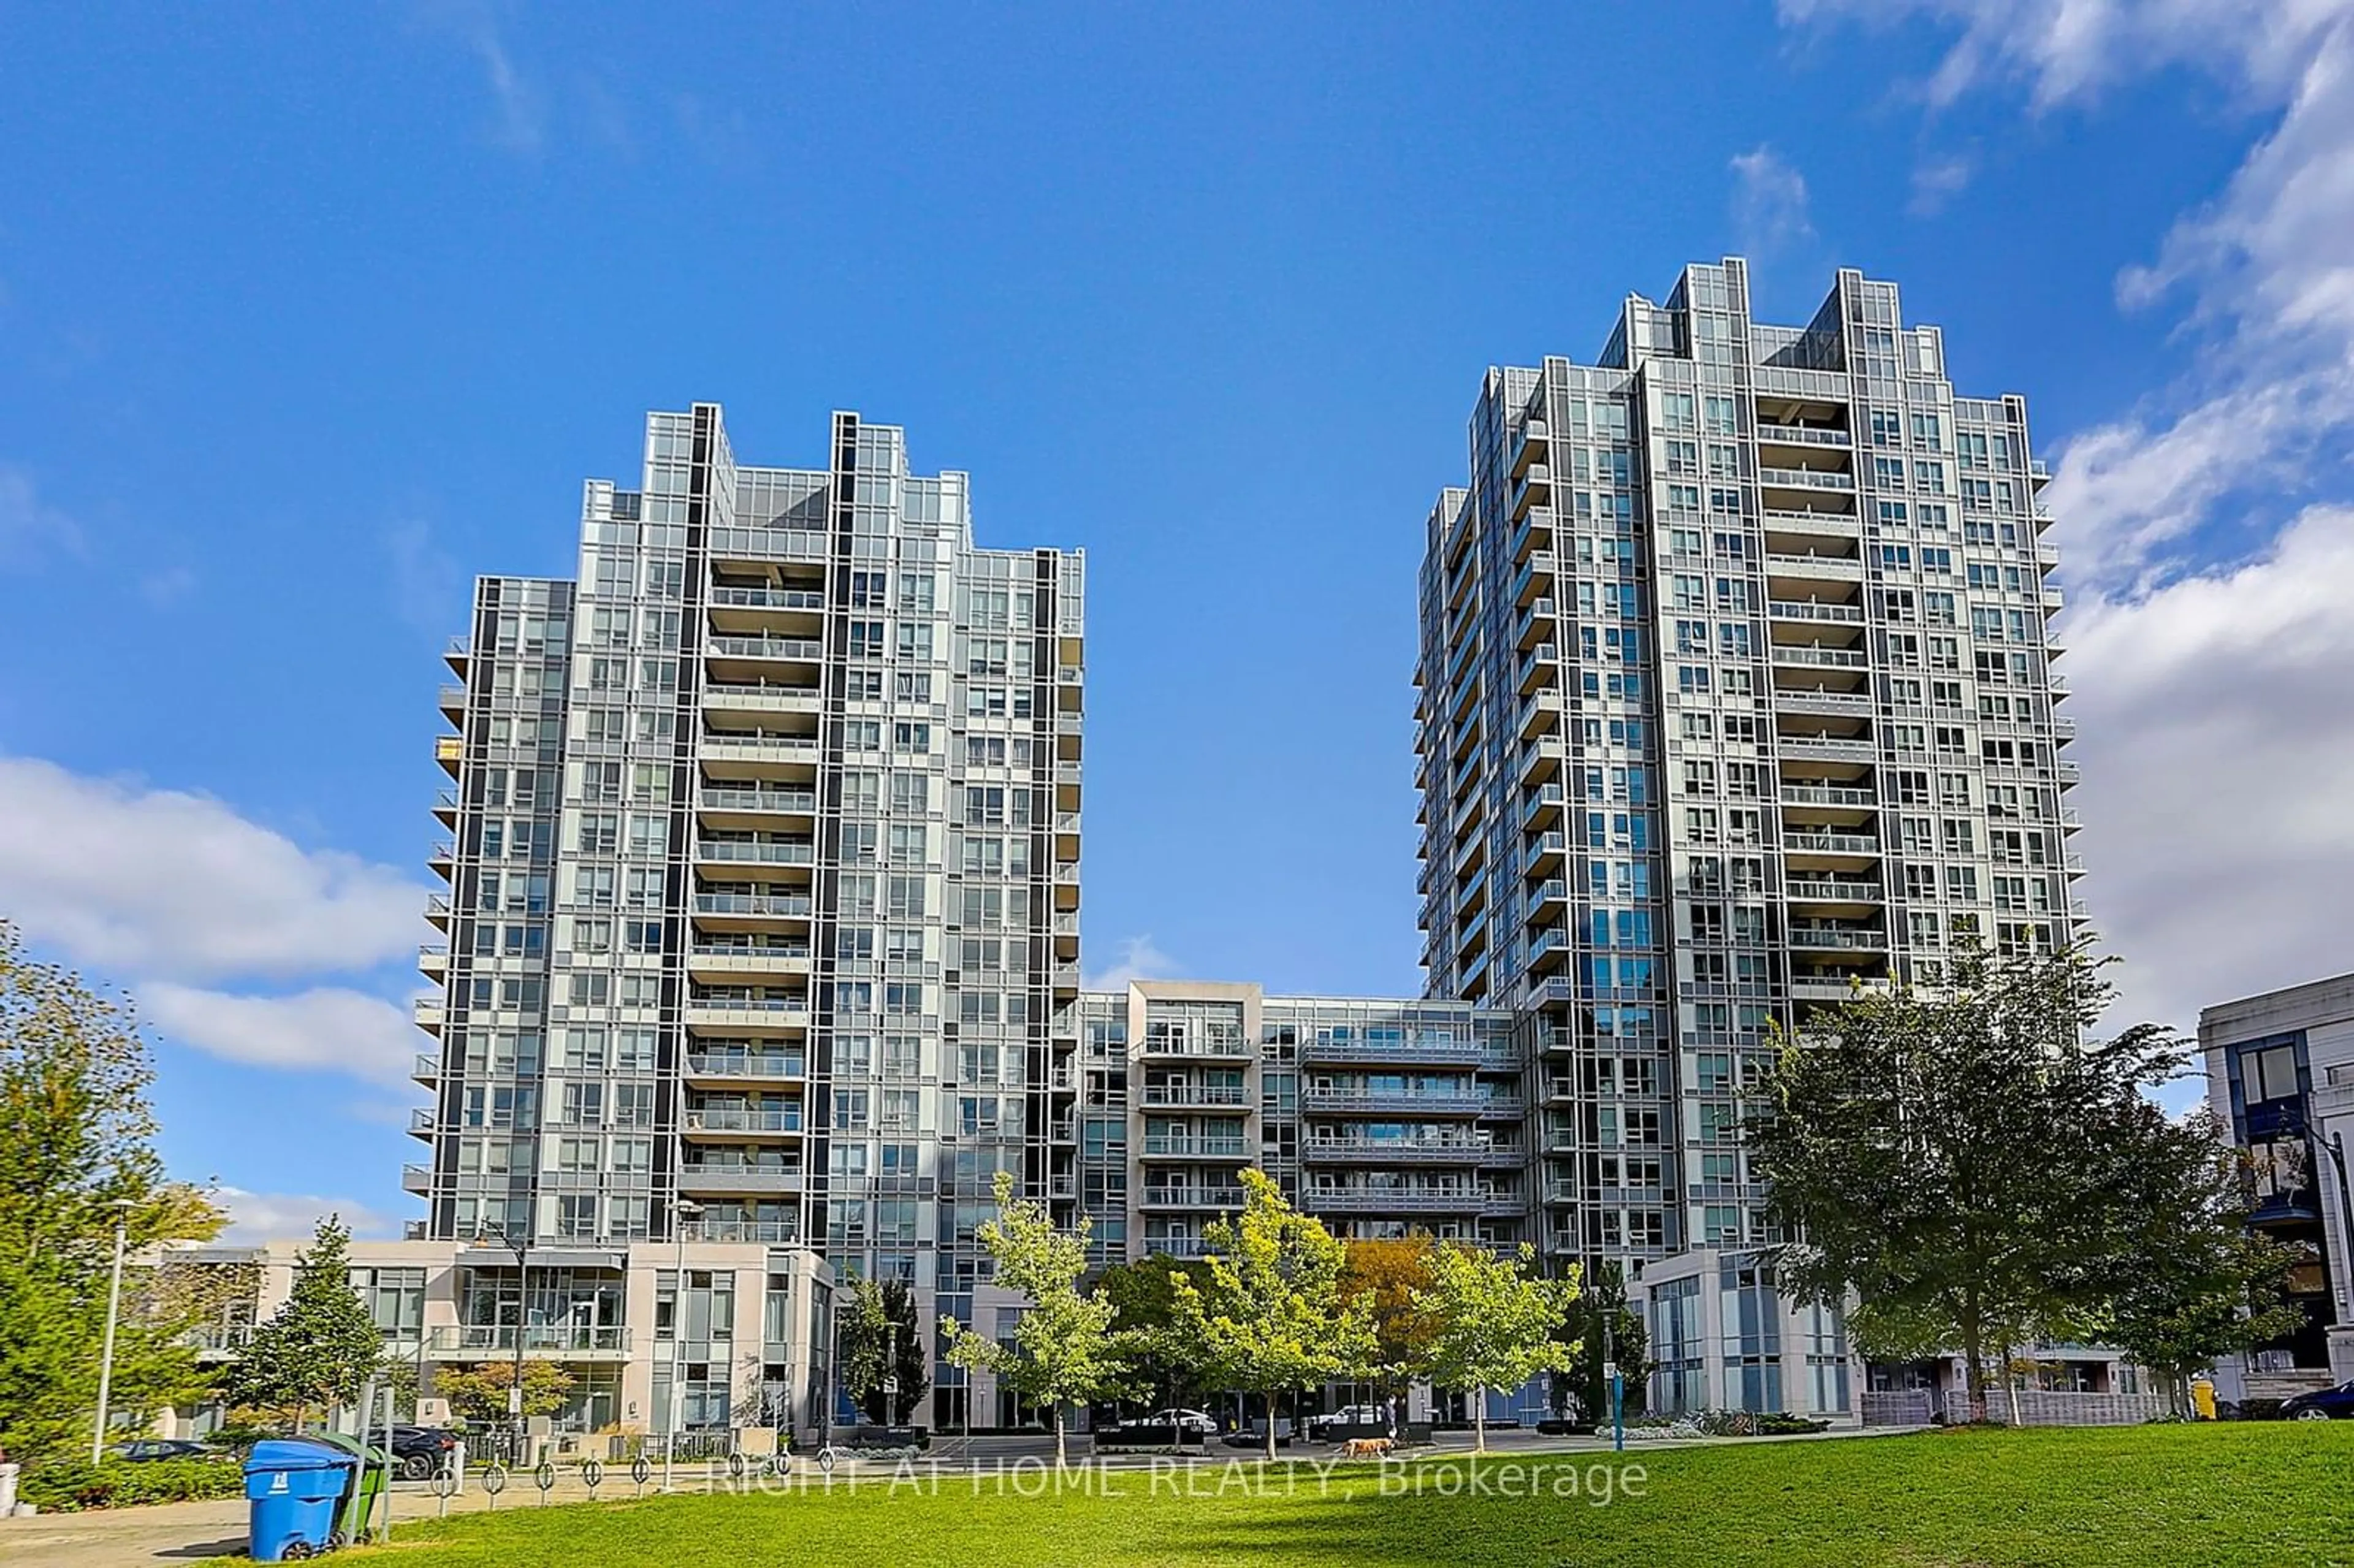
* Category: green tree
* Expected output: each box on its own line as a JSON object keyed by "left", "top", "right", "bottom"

{"left": 1414, "top": 1242, "right": 1580, "bottom": 1452}
{"left": 939, "top": 1171, "right": 1127, "bottom": 1464}
{"left": 837, "top": 1276, "right": 927, "bottom": 1426}
{"left": 1556, "top": 1259, "right": 1649, "bottom": 1425}
{"left": 0, "top": 926, "right": 224, "bottom": 1463}
{"left": 1172, "top": 1169, "right": 1377, "bottom": 1459}
{"left": 1096, "top": 1254, "right": 1214, "bottom": 1414}
{"left": 433, "top": 1361, "right": 575, "bottom": 1426}
{"left": 1342, "top": 1236, "right": 1439, "bottom": 1417}
{"left": 1746, "top": 943, "right": 2185, "bottom": 1418}
{"left": 2088, "top": 1106, "right": 2305, "bottom": 1412}
{"left": 228, "top": 1216, "right": 382, "bottom": 1428}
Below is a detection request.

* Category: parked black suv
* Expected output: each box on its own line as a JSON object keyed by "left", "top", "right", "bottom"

{"left": 387, "top": 1424, "right": 461, "bottom": 1479}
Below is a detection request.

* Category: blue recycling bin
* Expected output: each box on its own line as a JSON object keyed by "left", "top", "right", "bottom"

{"left": 244, "top": 1438, "right": 358, "bottom": 1561}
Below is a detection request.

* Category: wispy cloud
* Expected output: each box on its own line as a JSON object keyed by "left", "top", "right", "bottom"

{"left": 139, "top": 565, "right": 199, "bottom": 607}
{"left": 215, "top": 1186, "right": 397, "bottom": 1244}
{"left": 1908, "top": 152, "right": 1975, "bottom": 215}
{"left": 416, "top": 0, "right": 545, "bottom": 154}
{"left": 0, "top": 462, "right": 84, "bottom": 565}
{"left": 1728, "top": 145, "right": 1816, "bottom": 257}
{"left": 386, "top": 518, "right": 464, "bottom": 637}
{"left": 1083, "top": 934, "right": 1181, "bottom": 991}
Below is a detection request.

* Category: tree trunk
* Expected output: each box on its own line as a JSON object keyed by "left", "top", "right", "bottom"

{"left": 1959, "top": 1304, "right": 1985, "bottom": 1425}
{"left": 1264, "top": 1391, "right": 1278, "bottom": 1462}
{"left": 1473, "top": 1385, "right": 1487, "bottom": 1453}
{"left": 1053, "top": 1403, "right": 1067, "bottom": 1468}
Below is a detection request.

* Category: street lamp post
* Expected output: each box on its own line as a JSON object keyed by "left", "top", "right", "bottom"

{"left": 473, "top": 1225, "right": 530, "bottom": 1466}
{"left": 665, "top": 1201, "right": 701, "bottom": 1492}
{"left": 90, "top": 1200, "right": 137, "bottom": 1464}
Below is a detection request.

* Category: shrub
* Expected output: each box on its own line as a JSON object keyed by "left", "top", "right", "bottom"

{"left": 18, "top": 1457, "right": 245, "bottom": 1512}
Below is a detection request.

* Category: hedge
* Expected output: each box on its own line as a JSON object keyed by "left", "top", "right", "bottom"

{"left": 18, "top": 1456, "right": 245, "bottom": 1512}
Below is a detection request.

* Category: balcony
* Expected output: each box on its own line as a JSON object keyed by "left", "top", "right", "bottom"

{"left": 1767, "top": 599, "right": 1865, "bottom": 625}
{"left": 444, "top": 636, "right": 469, "bottom": 674}
{"left": 1778, "top": 733, "right": 1877, "bottom": 767}
{"left": 435, "top": 736, "right": 464, "bottom": 777}
{"left": 412, "top": 1052, "right": 441, "bottom": 1085}
{"left": 425, "top": 893, "right": 452, "bottom": 929}
{"left": 683, "top": 1052, "right": 807, "bottom": 1083}
{"left": 408, "top": 1106, "right": 436, "bottom": 1137}
{"left": 677, "top": 1163, "right": 805, "bottom": 1194}
{"left": 1139, "top": 1185, "right": 1247, "bottom": 1209}
{"left": 691, "top": 892, "right": 814, "bottom": 925}
{"left": 438, "top": 683, "right": 468, "bottom": 718}
{"left": 1301, "top": 1088, "right": 1496, "bottom": 1117}
{"left": 401, "top": 1163, "right": 432, "bottom": 1194}
{"left": 1301, "top": 1037, "right": 1487, "bottom": 1067}
{"left": 432, "top": 788, "right": 459, "bottom": 828}
{"left": 699, "top": 736, "right": 822, "bottom": 780}
{"left": 1785, "top": 877, "right": 1885, "bottom": 907}
{"left": 1140, "top": 1135, "right": 1250, "bottom": 1159}
{"left": 1763, "top": 509, "right": 1861, "bottom": 539}
{"left": 1510, "top": 464, "right": 1552, "bottom": 522}
{"left": 684, "top": 1106, "right": 804, "bottom": 1135}
{"left": 1788, "top": 924, "right": 1887, "bottom": 952}
{"left": 1137, "top": 1034, "right": 1254, "bottom": 1061}
{"left": 1758, "top": 465, "right": 1856, "bottom": 494}
{"left": 705, "top": 634, "right": 824, "bottom": 664}
{"left": 685, "top": 1220, "right": 802, "bottom": 1244}
{"left": 1303, "top": 1137, "right": 1492, "bottom": 1165}
{"left": 419, "top": 942, "right": 448, "bottom": 979}
{"left": 1755, "top": 422, "right": 1852, "bottom": 450}
{"left": 1770, "top": 644, "right": 1870, "bottom": 671}
{"left": 1783, "top": 829, "right": 1881, "bottom": 860}
{"left": 412, "top": 997, "right": 445, "bottom": 1033}
{"left": 1512, "top": 420, "right": 1550, "bottom": 476}
{"left": 425, "top": 1324, "right": 631, "bottom": 1360}
{"left": 1526, "top": 830, "right": 1566, "bottom": 876}
{"left": 1764, "top": 550, "right": 1865, "bottom": 583}
{"left": 1781, "top": 782, "right": 1877, "bottom": 811}
{"left": 1306, "top": 1187, "right": 1487, "bottom": 1214}
{"left": 702, "top": 683, "right": 822, "bottom": 721}
{"left": 694, "top": 838, "right": 815, "bottom": 870}
{"left": 687, "top": 942, "right": 812, "bottom": 980}
{"left": 1140, "top": 1083, "right": 1251, "bottom": 1108}
{"left": 684, "top": 997, "right": 810, "bottom": 1035}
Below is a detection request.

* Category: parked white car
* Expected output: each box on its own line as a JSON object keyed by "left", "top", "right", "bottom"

{"left": 1307, "top": 1403, "right": 1391, "bottom": 1438}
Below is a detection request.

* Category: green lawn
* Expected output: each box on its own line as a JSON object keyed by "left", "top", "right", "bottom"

{"left": 354, "top": 1425, "right": 2354, "bottom": 1567}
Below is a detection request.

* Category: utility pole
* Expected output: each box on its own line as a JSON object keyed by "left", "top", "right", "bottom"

{"left": 665, "top": 1201, "right": 701, "bottom": 1491}
{"left": 91, "top": 1200, "right": 135, "bottom": 1464}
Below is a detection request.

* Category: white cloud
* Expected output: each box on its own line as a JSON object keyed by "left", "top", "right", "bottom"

{"left": 2063, "top": 505, "right": 2354, "bottom": 1038}
{"left": 0, "top": 756, "right": 429, "bottom": 983}
{"left": 1083, "top": 935, "right": 1181, "bottom": 992}
{"left": 0, "top": 462, "right": 83, "bottom": 564}
{"left": 385, "top": 519, "right": 464, "bottom": 637}
{"left": 1729, "top": 145, "right": 1816, "bottom": 257}
{"left": 414, "top": 0, "right": 546, "bottom": 154}
{"left": 143, "top": 983, "right": 420, "bottom": 1087}
{"left": 139, "top": 565, "right": 198, "bottom": 607}
{"left": 215, "top": 1186, "right": 397, "bottom": 1244}
{"left": 1908, "top": 152, "right": 1975, "bottom": 216}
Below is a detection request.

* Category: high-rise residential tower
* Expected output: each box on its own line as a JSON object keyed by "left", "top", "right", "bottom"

{"left": 1414, "top": 261, "right": 2081, "bottom": 1279}
{"left": 415, "top": 403, "right": 1084, "bottom": 1421}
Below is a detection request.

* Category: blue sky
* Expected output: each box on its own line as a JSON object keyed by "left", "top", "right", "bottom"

{"left": 4, "top": 2, "right": 2352, "bottom": 1236}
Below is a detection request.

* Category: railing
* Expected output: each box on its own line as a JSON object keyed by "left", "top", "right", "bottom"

{"left": 1140, "top": 1084, "right": 1250, "bottom": 1107}
{"left": 684, "top": 1220, "right": 801, "bottom": 1244}
{"left": 678, "top": 1163, "right": 804, "bottom": 1190}
{"left": 1306, "top": 1187, "right": 1487, "bottom": 1212}
{"left": 185, "top": 1323, "right": 256, "bottom": 1353}
{"left": 1765, "top": 551, "right": 1863, "bottom": 574}
{"left": 1779, "top": 734, "right": 1876, "bottom": 759}
{"left": 1786, "top": 878, "right": 1884, "bottom": 901}
{"left": 1755, "top": 423, "right": 1852, "bottom": 448}
{"left": 702, "top": 683, "right": 820, "bottom": 709}
{"left": 1759, "top": 465, "right": 1855, "bottom": 490}
{"left": 1771, "top": 645, "right": 1870, "bottom": 669}
{"left": 1788, "top": 927, "right": 1886, "bottom": 951}
{"left": 1303, "top": 1138, "right": 1491, "bottom": 1163}
{"left": 1781, "top": 783, "right": 1876, "bottom": 807}
{"left": 427, "top": 1323, "right": 631, "bottom": 1355}
{"left": 1767, "top": 599, "right": 1865, "bottom": 623}
{"left": 706, "top": 636, "right": 823, "bottom": 660}
{"left": 1140, "top": 1187, "right": 1246, "bottom": 1208}
{"left": 1301, "top": 1038, "right": 1487, "bottom": 1066}
{"left": 693, "top": 893, "right": 813, "bottom": 918}
{"left": 686, "top": 996, "right": 808, "bottom": 1016}
{"left": 695, "top": 840, "right": 815, "bottom": 866}
{"left": 685, "top": 1107, "right": 804, "bottom": 1133}
{"left": 684, "top": 1053, "right": 807, "bottom": 1078}
{"left": 1141, "top": 1136, "right": 1249, "bottom": 1157}
{"left": 690, "top": 942, "right": 812, "bottom": 961}
{"left": 708, "top": 586, "right": 825, "bottom": 611}
{"left": 699, "top": 786, "right": 818, "bottom": 813}
{"left": 1785, "top": 831, "right": 1880, "bottom": 854}
{"left": 1763, "top": 508, "right": 1859, "bottom": 533}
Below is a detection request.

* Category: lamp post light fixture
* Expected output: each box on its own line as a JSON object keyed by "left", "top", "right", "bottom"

{"left": 90, "top": 1199, "right": 137, "bottom": 1464}
{"left": 472, "top": 1224, "right": 531, "bottom": 1464}
{"left": 664, "top": 1200, "right": 702, "bottom": 1492}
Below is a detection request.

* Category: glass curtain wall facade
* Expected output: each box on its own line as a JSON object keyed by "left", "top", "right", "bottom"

{"left": 416, "top": 403, "right": 1084, "bottom": 1410}
{"left": 1414, "top": 261, "right": 2081, "bottom": 1281}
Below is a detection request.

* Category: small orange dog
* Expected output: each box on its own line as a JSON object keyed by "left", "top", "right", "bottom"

{"left": 1339, "top": 1437, "right": 1395, "bottom": 1460}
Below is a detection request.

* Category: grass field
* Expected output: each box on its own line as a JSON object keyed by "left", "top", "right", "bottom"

{"left": 355, "top": 1425, "right": 2354, "bottom": 1567}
